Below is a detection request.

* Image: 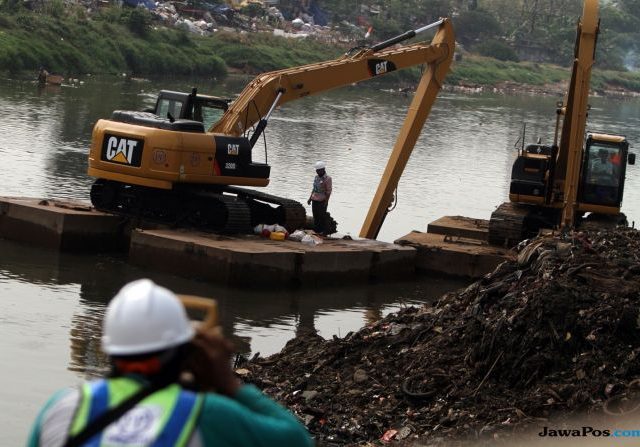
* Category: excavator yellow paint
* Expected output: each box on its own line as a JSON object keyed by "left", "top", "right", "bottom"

{"left": 360, "top": 20, "right": 455, "bottom": 239}
{"left": 489, "top": 0, "right": 634, "bottom": 246}
{"left": 557, "top": 0, "right": 599, "bottom": 229}
{"left": 88, "top": 18, "right": 456, "bottom": 237}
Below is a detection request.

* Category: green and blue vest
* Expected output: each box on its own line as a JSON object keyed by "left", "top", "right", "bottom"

{"left": 69, "top": 378, "right": 203, "bottom": 446}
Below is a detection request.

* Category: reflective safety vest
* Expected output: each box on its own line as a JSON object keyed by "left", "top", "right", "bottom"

{"left": 69, "top": 377, "right": 204, "bottom": 447}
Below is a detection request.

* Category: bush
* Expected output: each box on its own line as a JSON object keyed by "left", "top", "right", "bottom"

{"left": 474, "top": 39, "right": 519, "bottom": 62}
{"left": 40, "top": 0, "right": 65, "bottom": 19}
{"left": 126, "top": 7, "right": 152, "bottom": 37}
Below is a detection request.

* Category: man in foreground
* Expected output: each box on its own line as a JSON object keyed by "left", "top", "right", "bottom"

{"left": 28, "top": 279, "right": 314, "bottom": 447}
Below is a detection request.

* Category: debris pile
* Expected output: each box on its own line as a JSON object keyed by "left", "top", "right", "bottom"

{"left": 242, "top": 227, "right": 640, "bottom": 445}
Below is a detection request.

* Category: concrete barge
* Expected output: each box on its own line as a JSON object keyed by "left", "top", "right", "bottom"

{"left": 0, "top": 197, "right": 126, "bottom": 251}
{"left": 395, "top": 216, "right": 514, "bottom": 278}
{"left": 0, "top": 197, "right": 514, "bottom": 285}
{"left": 129, "top": 229, "right": 415, "bottom": 286}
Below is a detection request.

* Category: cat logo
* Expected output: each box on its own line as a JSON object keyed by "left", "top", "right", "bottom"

{"left": 367, "top": 59, "right": 397, "bottom": 77}
{"left": 227, "top": 144, "right": 240, "bottom": 156}
{"left": 101, "top": 134, "right": 143, "bottom": 167}
{"left": 375, "top": 61, "right": 388, "bottom": 75}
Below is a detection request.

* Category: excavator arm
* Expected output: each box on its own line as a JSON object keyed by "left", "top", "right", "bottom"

{"left": 211, "top": 19, "right": 455, "bottom": 141}
{"left": 555, "top": 0, "right": 599, "bottom": 229}
{"left": 360, "top": 20, "right": 454, "bottom": 239}
{"left": 87, "top": 19, "right": 454, "bottom": 237}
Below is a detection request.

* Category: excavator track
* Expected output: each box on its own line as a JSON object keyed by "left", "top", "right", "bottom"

{"left": 225, "top": 186, "right": 307, "bottom": 233}
{"left": 488, "top": 202, "right": 531, "bottom": 247}
{"left": 91, "top": 179, "right": 253, "bottom": 233}
{"left": 90, "top": 179, "right": 307, "bottom": 234}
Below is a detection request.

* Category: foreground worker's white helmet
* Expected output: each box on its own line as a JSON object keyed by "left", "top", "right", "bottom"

{"left": 102, "top": 279, "right": 194, "bottom": 356}
{"left": 314, "top": 161, "right": 326, "bottom": 170}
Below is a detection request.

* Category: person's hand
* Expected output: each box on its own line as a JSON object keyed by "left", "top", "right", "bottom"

{"left": 181, "top": 327, "right": 241, "bottom": 396}
{"left": 307, "top": 199, "right": 312, "bottom": 205}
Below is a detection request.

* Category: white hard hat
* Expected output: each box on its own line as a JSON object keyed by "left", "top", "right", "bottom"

{"left": 314, "top": 161, "right": 326, "bottom": 170}
{"left": 102, "top": 279, "right": 194, "bottom": 356}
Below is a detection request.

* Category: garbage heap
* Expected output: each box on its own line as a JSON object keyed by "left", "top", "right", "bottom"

{"left": 243, "top": 227, "right": 640, "bottom": 445}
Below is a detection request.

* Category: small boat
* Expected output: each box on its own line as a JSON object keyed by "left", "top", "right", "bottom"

{"left": 37, "top": 69, "right": 64, "bottom": 86}
{"left": 45, "top": 74, "right": 64, "bottom": 85}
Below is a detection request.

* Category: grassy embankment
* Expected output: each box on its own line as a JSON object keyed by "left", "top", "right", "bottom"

{"left": 0, "top": 8, "right": 339, "bottom": 78}
{"left": 449, "top": 54, "right": 640, "bottom": 93}
{"left": 2, "top": 8, "right": 640, "bottom": 93}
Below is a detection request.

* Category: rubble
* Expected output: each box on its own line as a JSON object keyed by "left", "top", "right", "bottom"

{"left": 242, "top": 227, "right": 640, "bottom": 445}
{"left": 131, "top": 0, "right": 360, "bottom": 43}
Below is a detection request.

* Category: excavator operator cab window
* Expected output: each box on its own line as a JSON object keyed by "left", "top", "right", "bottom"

{"left": 157, "top": 98, "right": 185, "bottom": 120}
{"left": 580, "top": 140, "right": 626, "bottom": 207}
{"left": 195, "top": 99, "right": 228, "bottom": 130}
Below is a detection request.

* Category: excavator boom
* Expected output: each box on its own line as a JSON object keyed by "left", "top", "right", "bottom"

{"left": 87, "top": 19, "right": 455, "bottom": 236}
{"left": 360, "top": 20, "right": 454, "bottom": 238}
{"left": 211, "top": 20, "right": 454, "bottom": 139}
{"left": 556, "top": 0, "right": 599, "bottom": 229}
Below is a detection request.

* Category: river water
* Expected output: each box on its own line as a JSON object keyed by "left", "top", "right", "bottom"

{"left": 1, "top": 75, "right": 639, "bottom": 443}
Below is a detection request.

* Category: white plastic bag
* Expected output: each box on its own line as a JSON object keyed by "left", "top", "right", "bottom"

{"left": 301, "top": 234, "right": 322, "bottom": 246}
{"left": 289, "top": 230, "right": 306, "bottom": 242}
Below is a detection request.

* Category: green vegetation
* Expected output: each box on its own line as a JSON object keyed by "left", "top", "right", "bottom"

{"left": 0, "top": 6, "right": 337, "bottom": 77}
{"left": 448, "top": 55, "right": 569, "bottom": 86}
{"left": 206, "top": 31, "right": 339, "bottom": 72}
{"left": 2, "top": 1, "right": 640, "bottom": 94}
{"left": 0, "top": 7, "right": 223, "bottom": 76}
{"left": 285, "top": 0, "right": 640, "bottom": 71}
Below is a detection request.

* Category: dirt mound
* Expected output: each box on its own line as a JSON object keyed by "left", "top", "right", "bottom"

{"left": 242, "top": 228, "right": 640, "bottom": 446}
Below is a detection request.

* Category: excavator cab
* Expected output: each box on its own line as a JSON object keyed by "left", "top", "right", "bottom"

{"left": 153, "top": 89, "right": 230, "bottom": 129}
{"left": 579, "top": 133, "right": 631, "bottom": 208}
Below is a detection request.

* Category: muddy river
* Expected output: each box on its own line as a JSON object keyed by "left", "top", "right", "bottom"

{"left": 1, "top": 75, "right": 639, "bottom": 443}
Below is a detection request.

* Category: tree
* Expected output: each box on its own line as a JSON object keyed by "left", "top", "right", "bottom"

{"left": 454, "top": 8, "right": 502, "bottom": 46}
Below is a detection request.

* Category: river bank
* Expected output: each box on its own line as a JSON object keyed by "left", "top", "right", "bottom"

{"left": 3, "top": 9, "right": 640, "bottom": 97}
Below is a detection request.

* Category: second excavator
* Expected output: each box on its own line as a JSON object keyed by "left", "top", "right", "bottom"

{"left": 488, "top": 0, "right": 636, "bottom": 247}
{"left": 88, "top": 19, "right": 455, "bottom": 235}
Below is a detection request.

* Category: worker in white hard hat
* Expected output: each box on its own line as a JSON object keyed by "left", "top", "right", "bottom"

{"left": 307, "top": 160, "right": 332, "bottom": 235}
{"left": 27, "top": 279, "right": 313, "bottom": 447}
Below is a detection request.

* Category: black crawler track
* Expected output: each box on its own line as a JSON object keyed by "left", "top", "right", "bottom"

{"left": 90, "top": 179, "right": 306, "bottom": 233}
{"left": 488, "top": 202, "right": 531, "bottom": 247}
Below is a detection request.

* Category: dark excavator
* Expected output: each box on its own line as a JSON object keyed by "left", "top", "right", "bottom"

{"left": 489, "top": 0, "right": 635, "bottom": 246}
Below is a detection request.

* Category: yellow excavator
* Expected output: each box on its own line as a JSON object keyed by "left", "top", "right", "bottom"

{"left": 88, "top": 19, "right": 455, "bottom": 235}
{"left": 488, "top": 0, "right": 635, "bottom": 246}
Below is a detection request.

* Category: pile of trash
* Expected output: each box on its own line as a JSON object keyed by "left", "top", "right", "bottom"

{"left": 242, "top": 227, "right": 640, "bottom": 445}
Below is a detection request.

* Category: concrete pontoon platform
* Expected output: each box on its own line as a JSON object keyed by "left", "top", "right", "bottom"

{"left": 427, "top": 216, "right": 489, "bottom": 241}
{"left": 396, "top": 216, "right": 514, "bottom": 278}
{"left": 0, "top": 197, "right": 126, "bottom": 251}
{"left": 0, "top": 197, "right": 512, "bottom": 284}
{"left": 129, "top": 229, "right": 416, "bottom": 286}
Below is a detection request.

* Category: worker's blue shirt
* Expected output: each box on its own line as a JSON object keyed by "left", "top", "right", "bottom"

{"left": 27, "top": 380, "right": 314, "bottom": 447}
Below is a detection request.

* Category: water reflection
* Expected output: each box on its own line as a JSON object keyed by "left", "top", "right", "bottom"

{"left": 0, "top": 237, "right": 466, "bottom": 380}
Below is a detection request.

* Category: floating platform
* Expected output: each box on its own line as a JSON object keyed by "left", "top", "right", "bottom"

{"left": 129, "top": 229, "right": 416, "bottom": 287}
{"left": 396, "top": 216, "right": 514, "bottom": 278}
{"left": 0, "top": 197, "right": 126, "bottom": 251}
{"left": 0, "top": 197, "right": 416, "bottom": 286}
{"left": 0, "top": 197, "right": 512, "bottom": 284}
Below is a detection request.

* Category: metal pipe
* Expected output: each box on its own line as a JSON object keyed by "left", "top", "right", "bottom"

{"left": 371, "top": 18, "right": 445, "bottom": 52}
{"left": 264, "top": 89, "right": 285, "bottom": 121}
{"left": 249, "top": 88, "right": 285, "bottom": 148}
